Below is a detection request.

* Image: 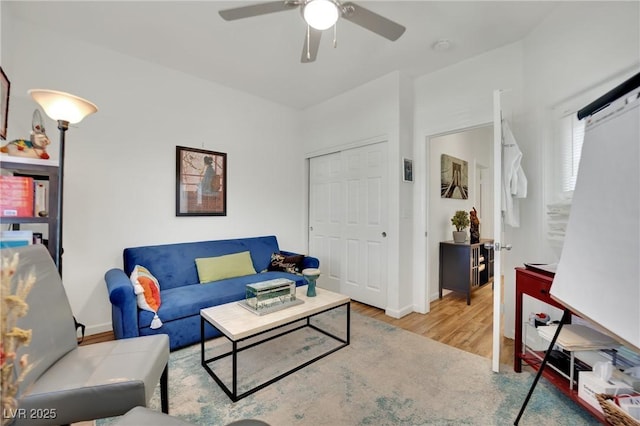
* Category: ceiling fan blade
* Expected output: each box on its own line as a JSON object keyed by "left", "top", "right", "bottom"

{"left": 301, "top": 27, "right": 322, "bottom": 63}
{"left": 219, "top": 1, "right": 298, "bottom": 21}
{"left": 341, "top": 2, "right": 406, "bottom": 41}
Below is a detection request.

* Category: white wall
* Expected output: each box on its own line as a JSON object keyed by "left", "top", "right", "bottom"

{"left": 508, "top": 1, "right": 640, "bottom": 335}
{"left": 398, "top": 73, "right": 416, "bottom": 314}
{"left": 3, "top": 14, "right": 307, "bottom": 334}
{"left": 522, "top": 0, "right": 640, "bottom": 262}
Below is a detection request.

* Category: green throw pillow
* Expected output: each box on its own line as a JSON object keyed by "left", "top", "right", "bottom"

{"left": 195, "top": 251, "right": 257, "bottom": 283}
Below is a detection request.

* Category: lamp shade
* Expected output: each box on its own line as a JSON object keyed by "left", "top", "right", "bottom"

{"left": 303, "top": 0, "right": 339, "bottom": 30}
{"left": 28, "top": 89, "right": 98, "bottom": 124}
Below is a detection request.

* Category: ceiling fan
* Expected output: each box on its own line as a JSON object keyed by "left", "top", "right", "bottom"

{"left": 218, "top": 0, "right": 406, "bottom": 63}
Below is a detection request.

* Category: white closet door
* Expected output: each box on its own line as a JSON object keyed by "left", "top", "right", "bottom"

{"left": 309, "top": 142, "right": 388, "bottom": 308}
{"left": 309, "top": 151, "right": 343, "bottom": 293}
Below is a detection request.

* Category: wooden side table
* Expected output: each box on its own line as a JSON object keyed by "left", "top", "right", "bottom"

{"left": 439, "top": 239, "right": 493, "bottom": 305}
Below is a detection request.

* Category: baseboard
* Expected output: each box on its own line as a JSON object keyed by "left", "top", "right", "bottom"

{"left": 76, "top": 322, "right": 114, "bottom": 345}
{"left": 384, "top": 304, "right": 414, "bottom": 319}
{"left": 429, "top": 290, "right": 446, "bottom": 301}
{"left": 84, "top": 322, "right": 112, "bottom": 336}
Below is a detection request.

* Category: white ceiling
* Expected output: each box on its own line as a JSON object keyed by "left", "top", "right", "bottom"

{"left": 6, "top": 1, "right": 561, "bottom": 109}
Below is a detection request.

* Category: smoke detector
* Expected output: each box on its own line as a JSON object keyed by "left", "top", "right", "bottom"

{"left": 432, "top": 39, "right": 452, "bottom": 51}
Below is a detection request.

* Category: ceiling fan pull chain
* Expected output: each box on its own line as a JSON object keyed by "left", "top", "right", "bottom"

{"left": 333, "top": 22, "right": 337, "bottom": 48}
{"left": 306, "top": 24, "right": 311, "bottom": 60}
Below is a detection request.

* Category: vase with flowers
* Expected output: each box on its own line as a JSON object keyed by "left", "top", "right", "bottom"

{"left": 451, "top": 210, "right": 470, "bottom": 243}
{"left": 1, "top": 252, "right": 34, "bottom": 426}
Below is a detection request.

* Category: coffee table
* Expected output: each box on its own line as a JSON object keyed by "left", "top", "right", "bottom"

{"left": 200, "top": 285, "right": 350, "bottom": 401}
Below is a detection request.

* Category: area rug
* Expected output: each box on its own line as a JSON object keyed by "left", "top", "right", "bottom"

{"left": 98, "top": 308, "right": 598, "bottom": 425}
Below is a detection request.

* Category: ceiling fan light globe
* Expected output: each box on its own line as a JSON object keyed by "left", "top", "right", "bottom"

{"left": 303, "top": 0, "right": 339, "bottom": 30}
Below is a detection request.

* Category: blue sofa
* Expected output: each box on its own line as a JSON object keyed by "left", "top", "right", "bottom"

{"left": 104, "top": 235, "right": 319, "bottom": 350}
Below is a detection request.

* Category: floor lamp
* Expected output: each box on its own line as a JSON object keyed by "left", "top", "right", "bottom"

{"left": 28, "top": 89, "right": 98, "bottom": 275}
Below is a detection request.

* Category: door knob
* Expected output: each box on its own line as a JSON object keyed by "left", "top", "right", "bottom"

{"left": 490, "top": 242, "right": 513, "bottom": 251}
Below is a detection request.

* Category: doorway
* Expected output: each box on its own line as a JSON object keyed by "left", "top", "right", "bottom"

{"left": 425, "top": 123, "right": 497, "bottom": 359}
{"left": 427, "top": 124, "right": 494, "bottom": 305}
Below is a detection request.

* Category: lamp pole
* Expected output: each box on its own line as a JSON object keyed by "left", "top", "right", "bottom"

{"left": 55, "top": 120, "right": 69, "bottom": 275}
{"left": 27, "top": 89, "right": 98, "bottom": 277}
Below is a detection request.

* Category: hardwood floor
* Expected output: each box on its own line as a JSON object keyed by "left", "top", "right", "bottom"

{"left": 351, "top": 282, "right": 515, "bottom": 367}
{"left": 83, "top": 282, "right": 514, "bottom": 366}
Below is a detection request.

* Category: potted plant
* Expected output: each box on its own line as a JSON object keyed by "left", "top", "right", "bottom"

{"left": 451, "top": 210, "right": 470, "bottom": 243}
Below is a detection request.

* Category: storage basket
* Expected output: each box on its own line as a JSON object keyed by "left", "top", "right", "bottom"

{"left": 596, "top": 394, "right": 640, "bottom": 426}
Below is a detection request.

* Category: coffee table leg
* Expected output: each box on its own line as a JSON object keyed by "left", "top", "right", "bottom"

{"left": 232, "top": 340, "right": 238, "bottom": 400}
{"left": 201, "top": 316, "right": 205, "bottom": 365}
{"left": 346, "top": 302, "right": 351, "bottom": 345}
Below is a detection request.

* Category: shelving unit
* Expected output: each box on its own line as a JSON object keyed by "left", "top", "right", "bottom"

{"left": 438, "top": 238, "right": 494, "bottom": 305}
{"left": 0, "top": 156, "right": 60, "bottom": 269}
{"left": 514, "top": 267, "right": 607, "bottom": 423}
{"left": 529, "top": 323, "right": 619, "bottom": 395}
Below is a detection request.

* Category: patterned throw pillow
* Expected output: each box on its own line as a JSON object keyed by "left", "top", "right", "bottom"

{"left": 267, "top": 253, "right": 304, "bottom": 274}
{"left": 130, "top": 265, "right": 163, "bottom": 329}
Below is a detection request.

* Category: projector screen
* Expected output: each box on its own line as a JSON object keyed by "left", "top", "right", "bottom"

{"left": 550, "top": 78, "right": 640, "bottom": 350}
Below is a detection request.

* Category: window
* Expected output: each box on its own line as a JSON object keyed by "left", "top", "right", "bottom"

{"left": 546, "top": 111, "right": 584, "bottom": 244}
{"left": 559, "top": 112, "right": 586, "bottom": 193}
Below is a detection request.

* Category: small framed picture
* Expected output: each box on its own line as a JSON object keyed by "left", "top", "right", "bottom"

{"left": 403, "top": 158, "right": 413, "bottom": 182}
{"left": 0, "top": 67, "right": 10, "bottom": 140}
{"left": 176, "top": 146, "right": 227, "bottom": 216}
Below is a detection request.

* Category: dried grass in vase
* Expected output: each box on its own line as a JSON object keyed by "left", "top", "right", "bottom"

{"left": 1, "top": 252, "right": 35, "bottom": 426}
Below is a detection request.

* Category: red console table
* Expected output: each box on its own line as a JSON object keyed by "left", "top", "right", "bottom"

{"left": 514, "top": 267, "right": 606, "bottom": 423}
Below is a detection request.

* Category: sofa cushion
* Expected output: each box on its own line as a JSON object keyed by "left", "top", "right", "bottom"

{"left": 18, "top": 334, "right": 169, "bottom": 425}
{"left": 195, "top": 251, "right": 257, "bottom": 283}
{"left": 137, "top": 271, "right": 306, "bottom": 327}
{"left": 267, "top": 253, "right": 304, "bottom": 274}
{"left": 130, "top": 265, "right": 163, "bottom": 329}
{"left": 239, "top": 235, "right": 280, "bottom": 273}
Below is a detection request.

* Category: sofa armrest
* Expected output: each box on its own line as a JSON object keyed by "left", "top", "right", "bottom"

{"left": 280, "top": 250, "right": 320, "bottom": 270}
{"left": 105, "top": 268, "right": 140, "bottom": 340}
{"left": 302, "top": 255, "right": 320, "bottom": 269}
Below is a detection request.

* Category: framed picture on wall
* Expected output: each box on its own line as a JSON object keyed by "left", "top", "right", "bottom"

{"left": 0, "top": 67, "right": 10, "bottom": 140}
{"left": 441, "top": 153, "right": 468, "bottom": 199}
{"left": 403, "top": 158, "right": 413, "bottom": 182}
{"left": 176, "top": 146, "right": 227, "bottom": 216}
